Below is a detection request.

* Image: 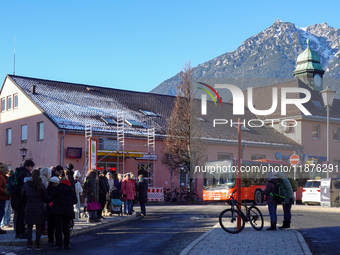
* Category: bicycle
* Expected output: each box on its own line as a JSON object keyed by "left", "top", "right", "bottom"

{"left": 219, "top": 189, "right": 263, "bottom": 234}
{"left": 179, "top": 189, "right": 199, "bottom": 202}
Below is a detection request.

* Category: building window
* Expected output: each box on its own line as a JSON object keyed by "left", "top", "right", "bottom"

{"left": 7, "top": 96, "right": 12, "bottom": 111}
{"left": 251, "top": 155, "right": 265, "bottom": 160}
{"left": 37, "top": 122, "right": 44, "bottom": 140}
{"left": 1, "top": 98, "right": 5, "bottom": 112}
{"left": 333, "top": 127, "right": 339, "bottom": 141}
{"left": 312, "top": 125, "right": 319, "bottom": 139}
{"left": 21, "top": 125, "right": 27, "bottom": 143}
{"left": 6, "top": 128, "right": 12, "bottom": 145}
{"left": 217, "top": 153, "right": 232, "bottom": 160}
{"left": 287, "top": 122, "right": 295, "bottom": 134}
{"left": 14, "top": 94, "right": 18, "bottom": 108}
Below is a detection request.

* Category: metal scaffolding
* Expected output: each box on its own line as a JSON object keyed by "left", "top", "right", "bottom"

{"left": 147, "top": 127, "right": 155, "bottom": 185}
{"left": 81, "top": 123, "right": 92, "bottom": 181}
{"left": 117, "top": 111, "right": 125, "bottom": 174}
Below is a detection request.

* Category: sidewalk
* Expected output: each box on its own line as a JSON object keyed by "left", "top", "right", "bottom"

{"left": 0, "top": 212, "right": 136, "bottom": 246}
{"left": 180, "top": 222, "right": 312, "bottom": 255}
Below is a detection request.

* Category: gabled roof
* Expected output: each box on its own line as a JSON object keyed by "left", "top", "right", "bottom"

{"left": 5, "top": 74, "right": 302, "bottom": 149}
{"left": 7, "top": 75, "right": 176, "bottom": 136}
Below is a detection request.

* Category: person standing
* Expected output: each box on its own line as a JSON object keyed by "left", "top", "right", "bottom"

{"left": 64, "top": 163, "right": 75, "bottom": 191}
{"left": 121, "top": 173, "right": 135, "bottom": 215}
{"left": 40, "top": 167, "right": 51, "bottom": 190}
{"left": 51, "top": 165, "right": 64, "bottom": 178}
{"left": 48, "top": 179, "right": 77, "bottom": 250}
{"left": 262, "top": 170, "right": 278, "bottom": 231}
{"left": 105, "top": 172, "right": 114, "bottom": 216}
{"left": 136, "top": 175, "right": 148, "bottom": 216}
{"left": 46, "top": 176, "right": 60, "bottom": 247}
{"left": 83, "top": 169, "right": 100, "bottom": 222}
{"left": 275, "top": 172, "right": 295, "bottom": 229}
{"left": 0, "top": 163, "right": 10, "bottom": 234}
{"left": 73, "top": 170, "right": 83, "bottom": 220}
{"left": 0, "top": 168, "right": 12, "bottom": 230}
{"left": 14, "top": 159, "right": 35, "bottom": 239}
{"left": 98, "top": 170, "right": 109, "bottom": 219}
{"left": 21, "top": 169, "right": 48, "bottom": 250}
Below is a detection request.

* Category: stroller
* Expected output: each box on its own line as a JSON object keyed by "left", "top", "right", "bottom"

{"left": 110, "top": 189, "right": 123, "bottom": 216}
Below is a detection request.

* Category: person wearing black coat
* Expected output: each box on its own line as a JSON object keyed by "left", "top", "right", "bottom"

{"left": 48, "top": 179, "right": 77, "bottom": 250}
{"left": 98, "top": 170, "right": 109, "bottom": 219}
{"left": 46, "top": 177, "right": 60, "bottom": 247}
{"left": 21, "top": 169, "right": 48, "bottom": 250}
{"left": 13, "top": 160, "right": 35, "bottom": 239}
{"left": 64, "top": 163, "right": 76, "bottom": 192}
{"left": 136, "top": 175, "right": 148, "bottom": 216}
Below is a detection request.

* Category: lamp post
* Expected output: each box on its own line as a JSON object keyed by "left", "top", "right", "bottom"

{"left": 320, "top": 86, "right": 336, "bottom": 178}
{"left": 20, "top": 147, "right": 28, "bottom": 161}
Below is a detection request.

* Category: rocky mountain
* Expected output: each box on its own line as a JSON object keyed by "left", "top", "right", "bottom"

{"left": 151, "top": 20, "right": 340, "bottom": 101}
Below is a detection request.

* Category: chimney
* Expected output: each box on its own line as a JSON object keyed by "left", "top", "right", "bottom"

{"left": 31, "top": 85, "right": 36, "bottom": 94}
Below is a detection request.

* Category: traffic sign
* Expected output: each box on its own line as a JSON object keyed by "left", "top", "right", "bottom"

{"left": 290, "top": 154, "right": 299, "bottom": 165}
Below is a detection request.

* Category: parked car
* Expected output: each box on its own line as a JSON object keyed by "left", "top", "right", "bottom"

{"left": 302, "top": 179, "right": 321, "bottom": 205}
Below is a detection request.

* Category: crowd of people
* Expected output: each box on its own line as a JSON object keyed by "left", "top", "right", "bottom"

{"left": 0, "top": 160, "right": 149, "bottom": 251}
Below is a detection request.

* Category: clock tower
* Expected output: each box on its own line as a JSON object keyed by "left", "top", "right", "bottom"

{"left": 293, "top": 39, "right": 325, "bottom": 91}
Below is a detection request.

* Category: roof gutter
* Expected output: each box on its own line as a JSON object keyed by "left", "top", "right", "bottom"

{"left": 60, "top": 130, "right": 66, "bottom": 166}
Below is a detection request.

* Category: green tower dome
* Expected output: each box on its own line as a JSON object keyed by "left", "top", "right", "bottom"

{"left": 293, "top": 39, "right": 324, "bottom": 74}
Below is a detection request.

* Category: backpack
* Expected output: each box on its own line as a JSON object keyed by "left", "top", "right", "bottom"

{"left": 5, "top": 168, "right": 22, "bottom": 194}
{"left": 287, "top": 177, "right": 298, "bottom": 192}
{"left": 269, "top": 180, "right": 286, "bottom": 204}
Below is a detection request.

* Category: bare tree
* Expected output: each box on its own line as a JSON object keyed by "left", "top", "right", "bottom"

{"left": 162, "top": 63, "right": 206, "bottom": 199}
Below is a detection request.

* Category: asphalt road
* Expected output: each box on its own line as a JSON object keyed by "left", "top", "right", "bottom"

{"left": 4, "top": 204, "right": 340, "bottom": 255}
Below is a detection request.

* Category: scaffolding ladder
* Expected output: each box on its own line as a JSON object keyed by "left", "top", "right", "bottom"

{"left": 117, "top": 112, "right": 125, "bottom": 174}
{"left": 81, "top": 123, "right": 92, "bottom": 181}
{"left": 147, "top": 127, "right": 155, "bottom": 186}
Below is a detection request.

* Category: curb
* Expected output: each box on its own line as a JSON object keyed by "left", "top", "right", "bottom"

{"left": 292, "top": 229, "right": 313, "bottom": 255}
{"left": 179, "top": 223, "right": 219, "bottom": 255}
{"left": 0, "top": 214, "right": 137, "bottom": 246}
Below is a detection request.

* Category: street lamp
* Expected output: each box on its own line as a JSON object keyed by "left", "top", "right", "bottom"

{"left": 320, "top": 86, "right": 336, "bottom": 178}
{"left": 20, "top": 147, "right": 28, "bottom": 161}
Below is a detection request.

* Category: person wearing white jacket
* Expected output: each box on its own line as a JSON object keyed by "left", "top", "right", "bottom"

{"left": 40, "top": 167, "right": 51, "bottom": 191}
{"left": 73, "top": 170, "right": 83, "bottom": 221}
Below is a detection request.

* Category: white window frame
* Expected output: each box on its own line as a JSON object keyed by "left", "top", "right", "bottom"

{"left": 37, "top": 122, "right": 44, "bottom": 140}
{"left": 21, "top": 124, "right": 27, "bottom": 143}
{"left": 1, "top": 98, "right": 5, "bottom": 112}
{"left": 312, "top": 125, "right": 319, "bottom": 139}
{"left": 6, "top": 128, "right": 12, "bottom": 145}
{"left": 14, "top": 94, "right": 18, "bottom": 108}
{"left": 7, "top": 96, "right": 12, "bottom": 111}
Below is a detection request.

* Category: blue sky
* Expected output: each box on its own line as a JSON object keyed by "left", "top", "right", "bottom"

{"left": 0, "top": 0, "right": 339, "bottom": 92}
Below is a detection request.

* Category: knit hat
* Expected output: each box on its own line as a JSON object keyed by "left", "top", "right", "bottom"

{"left": 74, "top": 170, "right": 81, "bottom": 178}
{"left": 101, "top": 169, "right": 107, "bottom": 175}
{"left": 0, "top": 163, "right": 8, "bottom": 173}
{"left": 66, "top": 163, "right": 74, "bottom": 171}
{"left": 50, "top": 176, "right": 60, "bottom": 184}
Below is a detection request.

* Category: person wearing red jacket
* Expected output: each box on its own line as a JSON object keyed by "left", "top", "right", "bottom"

{"left": 121, "top": 173, "right": 135, "bottom": 215}
{"left": 0, "top": 163, "right": 10, "bottom": 234}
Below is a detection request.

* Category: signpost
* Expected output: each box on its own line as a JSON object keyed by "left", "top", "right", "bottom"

{"left": 89, "top": 139, "right": 97, "bottom": 171}
{"left": 290, "top": 153, "right": 299, "bottom": 205}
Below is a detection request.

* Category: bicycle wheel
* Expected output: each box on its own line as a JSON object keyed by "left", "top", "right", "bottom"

{"left": 180, "top": 194, "right": 188, "bottom": 202}
{"left": 219, "top": 209, "right": 245, "bottom": 234}
{"left": 248, "top": 206, "right": 263, "bottom": 231}
{"left": 192, "top": 193, "right": 199, "bottom": 201}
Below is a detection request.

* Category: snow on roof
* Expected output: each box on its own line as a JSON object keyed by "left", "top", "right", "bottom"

{"left": 8, "top": 75, "right": 175, "bottom": 136}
